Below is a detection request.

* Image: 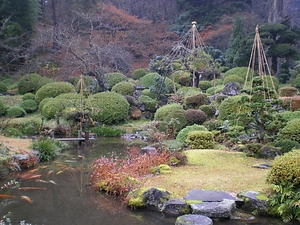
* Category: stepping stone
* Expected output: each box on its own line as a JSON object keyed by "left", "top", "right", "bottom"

{"left": 184, "top": 190, "right": 238, "bottom": 202}
{"left": 161, "top": 198, "right": 190, "bottom": 215}
{"left": 175, "top": 214, "right": 213, "bottom": 225}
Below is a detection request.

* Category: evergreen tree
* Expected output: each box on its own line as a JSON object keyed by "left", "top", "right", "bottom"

{"left": 226, "top": 17, "right": 248, "bottom": 67}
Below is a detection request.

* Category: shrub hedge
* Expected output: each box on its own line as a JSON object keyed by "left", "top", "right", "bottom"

{"left": 35, "top": 82, "right": 76, "bottom": 102}
{"left": 279, "top": 86, "right": 298, "bottom": 97}
{"left": 41, "top": 98, "right": 65, "bottom": 119}
{"left": 131, "top": 68, "right": 147, "bottom": 80}
{"left": 138, "top": 95, "right": 158, "bottom": 112}
{"left": 18, "top": 73, "right": 51, "bottom": 94}
{"left": 104, "top": 72, "right": 128, "bottom": 90}
{"left": 186, "top": 130, "right": 214, "bottom": 149}
{"left": 277, "top": 118, "right": 300, "bottom": 143}
{"left": 0, "top": 99, "right": 5, "bottom": 115}
{"left": 20, "top": 99, "right": 38, "bottom": 113}
{"left": 6, "top": 106, "right": 26, "bottom": 117}
{"left": 22, "top": 93, "right": 36, "bottom": 101}
{"left": 111, "top": 81, "right": 135, "bottom": 96}
{"left": 198, "top": 80, "right": 212, "bottom": 91}
{"left": 185, "top": 109, "right": 207, "bottom": 125}
{"left": 176, "top": 124, "right": 208, "bottom": 144}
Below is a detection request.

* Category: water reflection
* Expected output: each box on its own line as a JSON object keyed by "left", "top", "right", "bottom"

{"left": 0, "top": 137, "right": 298, "bottom": 225}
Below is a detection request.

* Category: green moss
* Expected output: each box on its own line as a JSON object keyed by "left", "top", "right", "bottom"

{"left": 256, "top": 193, "right": 269, "bottom": 201}
{"left": 185, "top": 200, "right": 202, "bottom": 205}
{"left": 151, "top": 164, "right": 172, "bottom": 175}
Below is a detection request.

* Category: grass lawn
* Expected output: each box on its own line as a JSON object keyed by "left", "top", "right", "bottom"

{"left": 142, "top": 149, "right": 273, "bottom": 197}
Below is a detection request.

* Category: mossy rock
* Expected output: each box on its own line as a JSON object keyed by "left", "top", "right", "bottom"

{"left": 151, "top": 164, "right": 172, "bottom": 175}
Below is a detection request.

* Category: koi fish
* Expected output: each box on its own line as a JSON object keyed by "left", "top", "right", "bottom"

{"left": 39, "top": 165, "right": 48, "bottom": 169}
{"left": 36, "top": 179, "right": 48, "bottom": 183}
{"left": 48, "top": 180, "right": 57, "bottom": 185}
{"left": 27, "top": 168, "right": 39, "bottom": 173}
{"left": 47, "top": 170, "right": 54, "bottom": 175}
{"left": 19, "top": 187, "right": 46, "bottom": 191}
{"left": 22, "top": 174, "right": 42, "bottom": 180}
{"left": 20, "top": 196, "right": 32, "bottom": 203}
{"left": 0, "top": 194, "right": 16, "bottom": 198}
{"left": 56, "top": 171, "right": 63, "bottom": 175}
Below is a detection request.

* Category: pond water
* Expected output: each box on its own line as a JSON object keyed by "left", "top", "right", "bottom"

{"left": 0, "top": 137, "right": 298, "bottom": 225}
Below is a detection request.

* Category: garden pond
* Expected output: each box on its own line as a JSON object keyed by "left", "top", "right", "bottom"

{"left": 0, "top": 137, "right": 298, "bottom": 225}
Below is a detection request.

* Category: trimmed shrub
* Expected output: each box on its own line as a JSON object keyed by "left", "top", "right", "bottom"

{"left": 154, "top": 103, "right": 182, "bottom": 121}
{"left": 138, "top": 95, "right": 158, "bottom": 112}
{"left": 279, "top": 86, "right": 298, "bottom": 97}
{"left": 161, "top": 140, "right": 185, "bottom": 152}
{"left": 131, "top": 68, "right": 147, "bottom": 80}
{"left": 206, "top": 85, "right": 225, "bottom": 95}
{"left": 176, "top": 87, "right": 201, "bottom": 97}
{"left": 266, "top": 150, "right": 300, "bottom": 222}
{"left": 277, "top": 118, "right": 300, "bottom": 143}
{"left": 275, "top": 139, "right": 300, "bottom": 154}
{"left": 290, "top": 95, "right": 300, "bottom": 111}
{"left": 111, "top": 81, "right": 135, "bottom": 96}
{"left": 279, "top": 110, "right": 300, "bottom": 122}
{"left": 176, "top": 124, "right": 208, "bottom": 144}
{"left": 20, "top": 99, "right": 38, "bottom": 113}
{"left": 223, "top": 74, "right": 244, "bottom": 85}
{"left": 22, "top": 93, "right": 35, "bottom": 101}
{"left": 35, "top": 82, "right": 76, "bottom": 102}
{"left": 186, "top": 130, "right": 214, "bottom": 149}
{"left": 0, "top": 82, "right": 8, "bottom": 93}
{"left": 222, "top": 67, "right": 249, "bottom": 79}
{"left": 88, "top": 92, "right": 129, "bottom": 124}
{"left": 198, "top": 80, "right": 212, "bottom": 91}
{"left": 185, "top": 109, "right": 207, "bottom": 125}
{"left": 104, "top": 72, "right": 128, "bottom": 90}
{"left": 6, "top": 106, "right": 26, "bottom": 117}
{"left": 3, "top": 127, "right": 23, "bottom": 137}
{"left": 199, "top": 105, "right": 216, "bottom": 118}
{"left": 183, "top": 93, "right": 209, "bottom": 109}
{"left": 161, "top": 108, "right": 187, "bottom": 132}
{"left": 262, "top": 75, "right": 279, "bottom": 91}
{"left": 0, "top": 99, "right": 5, "bottom": 115}
{"left": 170, "top": 70, "right": 191, "bottom": 86}
{"left": 38, "top": 97, "right": 52, "bottom": 111}
{"left": 18, "top": 73, "right": 51, "bottom": 94}
{"left": 41, "top": 98, "right": 65, "bottom": 119}
{"left": 139, "top": 73, "right": 178, "bottom": 93}
{"left": 141, "top": 89, "right": 157, "bottom": 99}
{"left": 294, "top": 76, "right": 300, "bottom": 88}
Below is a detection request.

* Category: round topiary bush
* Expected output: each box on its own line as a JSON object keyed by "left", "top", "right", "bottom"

{"left": 0, "top": 82, "right": 8, "bottom": 93}
{"left": 131, "top": 68, "right": 147, "bottom": 80}
{"left": 6, "top": 106, "right": 26, "bottom": 117}
{"left": 111, "top": 81, "right": 135, "bottom": 96}
{"left": 183, "top": 93, "right": 209, "bottom": 109}
{"left": 279, "top": 86, "right": 298, "bottom": 97}
{"left": 176, "top": 124, "right": 208, "bottom": 144}
{"left": 199, "top": 105, "right": 216, "bottom": 118}
{"left": 138, "top": 95, "right": 158, "bottom": 112}
{"left": 184, "top": 109, "right": 207, "bottom": 125}
{"left": 0, "top": 99, "right": 5, "bottom": 115}
{"left": 18, "top": 73, "right": 51, "bottom": 94}
{"left": 277, "top": 118, "right": 300, "bottom": 143}
{"left": 41, "top": 98, "right": 65, "bottom": 119}
{"left": 177, "top": 87, "right": 201, "bottom": 97}
{"left": 198, "top": 80, "right": 212, "bottom": 91}
{"left": 170, "top": 70, "right": 191, "bottom": 86}
{"left": 186, "top": 130, "right": 214, "bottom": 149}
{"left": 104, "top": 72, "right": 128, "bottom": 90}
{"left": 88, "top": 92, "right": 129, "bottom": 124}
{"left": 20, "top": 99, "right": 38, "bottom": 113}
{"left": 38, "top": 97, "right": 52, "bottom": 111}
{"left": 223, "top": 74, "right": 244, "bottom": 85}
{"left": 141, "top": 89, "right": 157, "bottom": 99}
{"left": 35, "top": 82, "right": 76, "bottom": 102}
{"left": 139, "top": 73, "right": 179, "bottom": 93}
{"left": 275, "top": 139, "right": 300, "bottom": 154}
{"left": 154, "top": 103, "right": 183, "bottom": 121}
{"left": 206, "top": 85, "right": 225, "bottom": 96}
{"left": 222, "top": 67, "right": 249, "bottom": 79}
{"left": 22, "top": 93, "right": 36, "bottom": 101}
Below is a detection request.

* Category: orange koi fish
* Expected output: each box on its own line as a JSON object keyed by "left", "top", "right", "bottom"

{"left": 0, "top": 194, "right": 16, "bottom": 198}
{"left": 22, "top": 174, "right": 42, "bottom": 180}
{"left": 20, "top": 196, "right": 32, "bottom": 203}
{"left": 36, "top": 179, "right": 48, "bottom": 183}
{"left": 19, "top": 187, "right": 46, "bottom": 191}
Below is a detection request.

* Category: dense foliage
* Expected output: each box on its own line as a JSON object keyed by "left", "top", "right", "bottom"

{"left": 35, "top": 82, "right": 76, "bottom": 102}
{"left": 18, "top": 73, "right": 52, "bottom": 95}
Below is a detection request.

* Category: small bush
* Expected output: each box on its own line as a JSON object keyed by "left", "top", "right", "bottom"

{"left": 111, "top": 81, "right": 135, "bottom": 96}
{"left": 88, "top": 92, "right": 129, "bottom": 124}
{"left": 139, "top": 73, "right": 178, "bottom": 93}
{"left": 104, "top": 72, "right": 128, "bottom": 90}
{"left": 279, "top": 86, "right": 298, "bottom": 97}
{"left": 294, "top": 76, "right": 300, "bottom": 88}
{"left": 41, "top": 98, "right": 65, "bottom": 119}
{"left": 222, "top": 67, "right": 249, "bottom": 79}
{"left": 18, "top": 73, "right": 51, "bottom": 94}
{"left": 31, "top": 138, "right": 65, "bottom": 162}
{"left": 138, "top": 95, "right": 158, "bottom": 112}
{"left": 275, "top": 139, "right": 300, "bottom": 154}
{"left": 6, "top": 106, "right": 26, "bottom": 117}
{"left": 186, "top": 130, "right": 214, "bottom": 149}
{"left": 20, "top": 99, "right": 38, "bottom": 113}
{"left": 3, "top": 127, "right": 23, "bottom": 137}
{"left": 206, "top": 85, "right": 225, "bottom": 95}
{"left": 38, "top": 97, "right": 52, "bottom": 111}
{"left": 176, "top": 124, "right": 208, "bottom": 144}
{"left": 14, "top": 120, "right": 40, "bottom": 136}
{"left": 131, "top": 68, "right": 147, "bottom": 80}
{"left": 161, "top": 108, "right": 187, "bottom": 133}
{"left": 223, "top": 74, "right": 244, "bottom": 85}
{"left": 35, "top": 82, "right": 76, "bottom": 102}
{"left": 154, "top": 103, "right": 182, "bottom": 121}
{"left": 183, "top": 93, "right": 209, "bottom": 109}
{"left": 266, "top": 150, "right": 300, "bottom": 222}
{"left": 0, "top": 82, "right": 8, "bottom": 93}
{"left": 198, "top": 80, "right": 212, "bottom": 91}
{"left": 141, "top": 89, "right": 157, "bottom": 99}
{"left": 170, "top": 70, "right": 191, "bottom": 86}
{"left": 185, "top": 109, "right": 207, "bottom": 125}
{"left": 91, "top": 125, "right": 125, "bottom": 137}
{"left": 277, "top": 119, "right": 300, "bottom": 143}
{"left": 199, "top": 105, "right": 216, "bottom": 118}
{"left": 22, "top": 93, "right": 36, "bottom": 101}
{"left": 161, "top": 140, "right": 185, "bottom": 152}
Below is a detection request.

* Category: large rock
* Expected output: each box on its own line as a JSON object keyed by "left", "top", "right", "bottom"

{"left": 175, "top": 214, "right": 213, "bottom": 225}
{"left": 191, "top": 199, "right": 236, "bottom": 219}
{"left": 237, "top": 191, "right": 269, "bottom": 216}
{"left": 161, "top": 198, "right": 190, "bottom": 215}
{"left": 221, "top": 82, "right": 241, "bottom": 96}
{"left": 143, "top": 187, "right": 171, "bottom": 211}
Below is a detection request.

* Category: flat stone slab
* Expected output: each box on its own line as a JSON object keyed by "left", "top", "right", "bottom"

{"left": 161, "top": 198, "right": 190, "bottom": 215}
{"left": 184, "top": 190, "right": 238, "bottom": 202}
{"left": 175, "top": 214, "right": 213, "bottom": 225}
{"left": 191, "top": 199, "right": 236, "bottom": 218}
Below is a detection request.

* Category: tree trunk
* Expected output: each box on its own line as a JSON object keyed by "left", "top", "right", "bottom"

{"left": 51, "top": 0, "right": 59, "bottom": 51}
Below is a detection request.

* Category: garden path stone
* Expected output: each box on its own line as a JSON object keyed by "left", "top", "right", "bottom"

{"left": 175, "top": 214, "right": 213, "bottom": 225}
{"left": 161, "top": 198, "right": 190, "bottom": 215}
{"left": 184, "top": 190, "right": 239, "bottom": 202}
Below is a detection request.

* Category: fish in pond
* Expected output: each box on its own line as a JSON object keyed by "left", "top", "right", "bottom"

{"left": 0, "top": 194, "right": 16, "bottom": 199}
{"left": 19, "top": 187, "right": 46, "bottom": 191}
{"left": 48, "top": 180, "right": 57, "bottom": 185}
{"left": 56, "top": 171, "right": 63, "bottom": 175}
{"left": 22, "top": 174, "right": 42, "bottom": 180}
{"left": 20, "top": 196, "right": 32, "bottom": 203}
